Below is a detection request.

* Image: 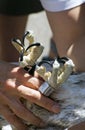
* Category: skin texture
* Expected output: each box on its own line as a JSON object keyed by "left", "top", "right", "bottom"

{"left": 0, "top": 61, "right": 60, "bottom": 130}
{"left": 45, "top": 3, "right": 85, "bottom": 130}
{"left": 0, "top": 14, "right": 59, "bottom": 129}
{"left": 0, "top": 2, "right": 85, "bottom": 130}
{"left": 46, "top": 3, "right": 85, "bottom": 72}
{"left": 0, "top": 15, "right": 28, "bottom": 61}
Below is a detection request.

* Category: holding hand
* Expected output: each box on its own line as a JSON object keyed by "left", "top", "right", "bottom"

{"left": 0, "top": 61, "right": 60, "bottom": 130}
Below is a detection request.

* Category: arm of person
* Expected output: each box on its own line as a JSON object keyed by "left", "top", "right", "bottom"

{"left": 0, "top": 61, "right": 60, "bottom": 130}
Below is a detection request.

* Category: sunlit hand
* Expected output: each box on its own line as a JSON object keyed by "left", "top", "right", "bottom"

{"left": 0, "top": 61, "right": 60, "bottom": 130}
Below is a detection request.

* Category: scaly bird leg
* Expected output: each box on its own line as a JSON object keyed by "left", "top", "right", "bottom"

{"left": 12, "top": 31, "right": 75, "bottom": 96}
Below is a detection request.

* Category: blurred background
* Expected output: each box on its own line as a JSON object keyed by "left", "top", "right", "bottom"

{"left": 25, "top": 11, "right": 52, "bottom": 60}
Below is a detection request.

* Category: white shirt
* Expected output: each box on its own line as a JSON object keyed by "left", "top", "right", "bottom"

{"left": 40, "top": 0, "right": 85, "bottom": 12}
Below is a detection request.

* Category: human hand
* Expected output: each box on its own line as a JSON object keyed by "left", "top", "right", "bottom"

{"left": 0, "top": 61, "right": 60, "bottom": 130}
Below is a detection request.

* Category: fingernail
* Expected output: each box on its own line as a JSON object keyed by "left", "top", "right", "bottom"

{"left": 52, "top": 104, "right": 60, "bottom": 113}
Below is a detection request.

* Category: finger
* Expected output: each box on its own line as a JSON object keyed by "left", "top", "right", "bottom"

{"left": 0, "top": 105, "right": 28, "bottom": 130}
{"left": 18, "top": 68, "right": 44, "bottom": 89}
{"left": 0, "top": 92, "right": 45, "bottom": 127}
{"left": 6, "top": 97, "right": 46, "bottom": 127}
{"left": 6, "top": 73, "right": 43, "bottom": 90}
{"left": 23, "top": 76, "right": 44, "bottom": 90}
{"left": 17, "top": 85, "right": 60, "bottom": 113}
{"left": 14, "top": 67, "right": 43, "bottom": 90}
